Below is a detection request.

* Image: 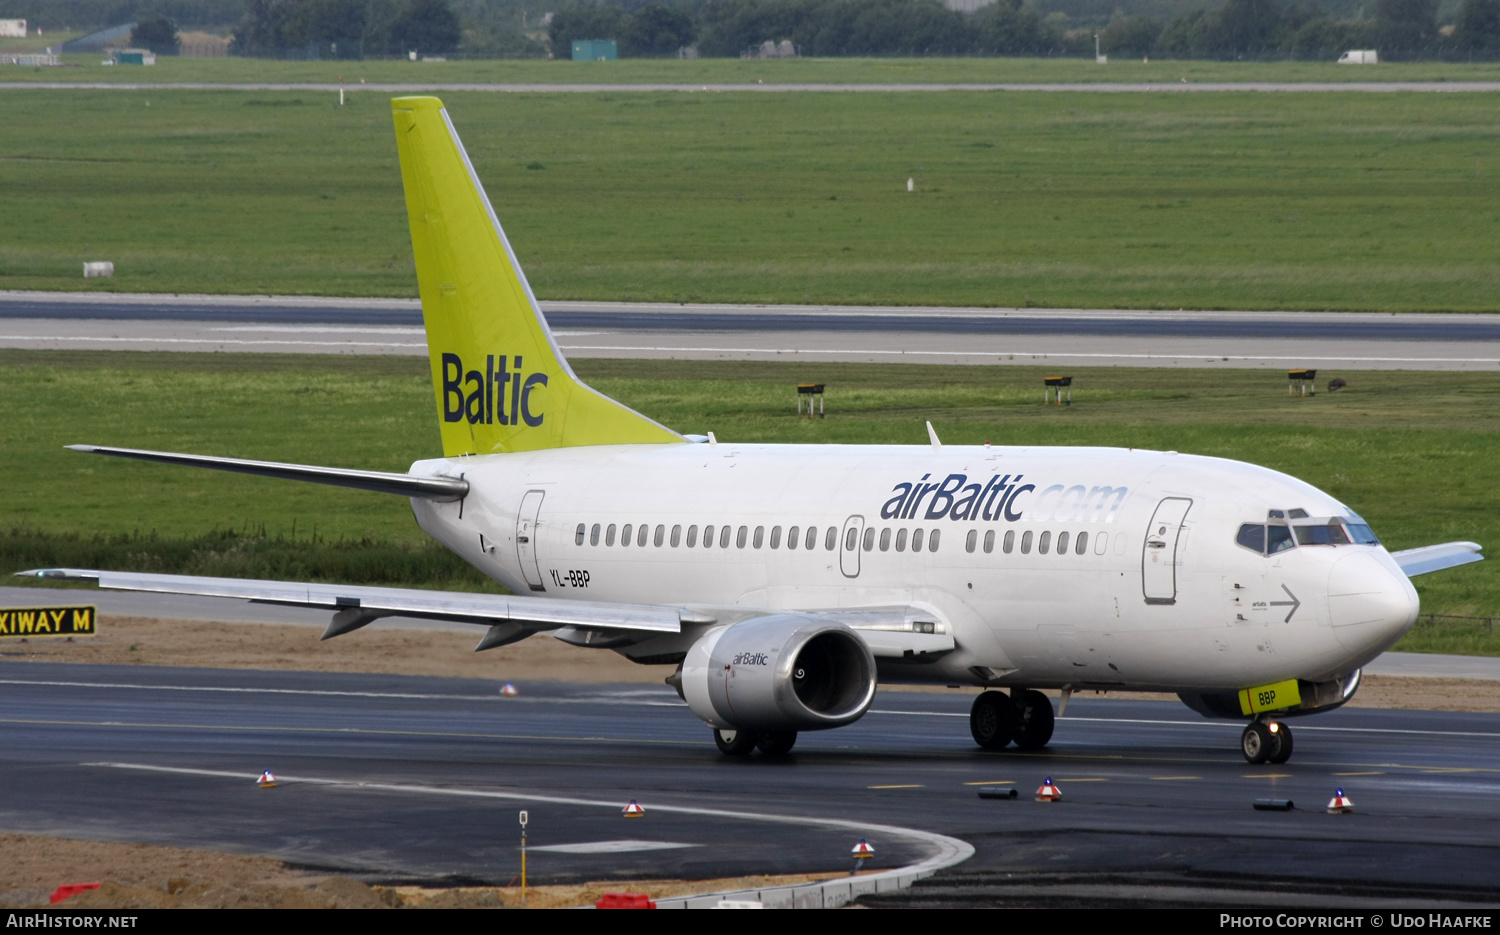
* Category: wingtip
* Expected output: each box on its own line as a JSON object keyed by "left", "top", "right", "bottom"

{"left": 14, "top": 568, "right": 98, "bottom": 581}
{"left": 65, "top": 444, "right": 96, "bottom": 452}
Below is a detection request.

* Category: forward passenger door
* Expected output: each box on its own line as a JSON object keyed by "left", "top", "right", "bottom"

{"left": 1142, "top": 497, "right": 1192, "bottom": 605}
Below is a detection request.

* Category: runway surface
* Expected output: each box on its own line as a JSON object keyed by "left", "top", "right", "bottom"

{"left": 5, "top": 292, "right": 1499, "bottom": 369}
{"left": 3, "top": 661, "right": 1499, "bottom": 903}
{"left": 6, "top": 81, "right": 1500, "bottom": 94}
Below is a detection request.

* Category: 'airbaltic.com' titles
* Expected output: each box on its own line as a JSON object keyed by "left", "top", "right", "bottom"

{"left": 28, "top": 96, "right": 1483, "bottom": 765}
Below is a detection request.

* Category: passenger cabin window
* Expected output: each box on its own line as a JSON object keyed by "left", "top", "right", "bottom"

{"left": 1003, "top": 530, "right": 1014, "bottom": 554}
{"left": 771, "top": 526, "right": 782, "bottom": 549}
{"left": 966, "top": 530, "right": 978, "bottom": 553}
{"left": 722, "top": 525, "right": 733, "bottom": 548}
{"left": 591, "top": 523, "right": 601, "bottom": 546}
{"left": 805, "top": 526, "right": 817, "bottom": 550}
{"left": 703, "top": 525, "right": 714, "bottom": 548}
{"left": 575, "top": 523, "right": 586, "bottom": 546}
{"left": 880, "top": 528, "right": 892, "bottom": 551}
{"left": 928, "top": 529, "right": 940, "bottom": 552}
{"left": 1076, "top": 531, "right": 1088, "bottom": 555}
{"left": 753, "top": 526, "right": 764, "bottom": 549}
{"left": 638, "top": 524, "right": 649, "bottom": 547}
{"left": 671, "top": 525, "right": 682, "bottom": 547}
{"left": 825, "top": 527, "right": 837, "bottom": 551}
{"left": 621, "top": 523, "right": 633, "bottom": 547}
{"left": 1056, "top": 531, "right": 1069, "bottom": 555}
{"left": 787, "top": 525, "right": 799, "bottom": 549}
{"left": 654, "top": 525, "right": 665, "bottom": 547}
{"left": 606, "top": 523, "right": 617, "bottom": 546}
{"left": 984, "top": 530, "right": 995, "bottom": 554}
{"left": 687, "top": 525, "right": 698, "bottom": 547}
{"left": 1038, "top": 531, "right": 1051, "bottom": 555}
{"left": 863, "top": 527, "right": 876, "bottom": 551}
{"left": 895, "top": 529, "right": 908, "bottom": 552}
{"left": 1020, "top": 530, "right": 1033, "bottom": 554}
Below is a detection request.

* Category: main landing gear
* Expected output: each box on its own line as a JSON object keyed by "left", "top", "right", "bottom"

{"left": 1241, "top": 719, "right": 1294, "bottom": 764}
{"left": 714, "top": 728, "right": 797, "bottom": 756}
{"left": 969, "top": 689, "right": 1055, "bottom": 751}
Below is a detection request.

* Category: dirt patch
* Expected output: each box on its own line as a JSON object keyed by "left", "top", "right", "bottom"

{"left": 0, "top": 832, "right": 836, "bottom": 909}
{"left": 5, "top": 616, "right": 1500, "bottom": 711}
{"left": 0, "top": 615, "right": 661, "bottom": 683}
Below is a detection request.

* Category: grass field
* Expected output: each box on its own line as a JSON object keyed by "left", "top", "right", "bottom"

{"left": 8, "top": 54, "right": 1500, "bottom": 84}
{"left": 3, "top": 86, "right": 1500, "bottom": 310}
{"left": 2, "top": 351, "right": 1495, "bottom": 651}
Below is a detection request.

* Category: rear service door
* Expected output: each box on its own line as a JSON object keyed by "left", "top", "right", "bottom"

{"left": 516, "top": 490, "right": 546, "bottom": 592}
{"left": 1142, "top": 497, "right": 1192, "bottom": 605}
{"left": 840, "top": 515, "right": 865, "bottom": 578}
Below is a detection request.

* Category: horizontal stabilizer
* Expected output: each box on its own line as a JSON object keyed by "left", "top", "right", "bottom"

{"left": 1391, "top": 541, "right": 1484, "bottom": 577}
{"left": 19, "top": 569, "right": 683, "bottom": 634}
{"left": 67, "top": 445, "right": 469, "bottom": 501}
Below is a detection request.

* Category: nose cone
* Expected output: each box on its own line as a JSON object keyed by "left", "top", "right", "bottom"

{"left": 1327, "top": 551, "right": 1420, "bottom": 658}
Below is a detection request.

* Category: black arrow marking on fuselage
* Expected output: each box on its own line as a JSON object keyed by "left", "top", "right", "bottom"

{"left": 1269, "top": 585, "right": 1302, "bottom": 623}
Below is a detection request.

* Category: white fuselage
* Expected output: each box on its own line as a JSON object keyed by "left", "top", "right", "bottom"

{"left": 408, "top": 442, "right": 1418, "bottom": 693}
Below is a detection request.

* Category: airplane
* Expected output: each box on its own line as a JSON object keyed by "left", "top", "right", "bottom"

{"left": 23, "top": 96, "right": 1483, "bottom": 764}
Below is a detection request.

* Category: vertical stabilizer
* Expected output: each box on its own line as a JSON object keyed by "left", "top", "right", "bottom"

{"left": 391, "top": 96, "right": 682, "bottom": 455}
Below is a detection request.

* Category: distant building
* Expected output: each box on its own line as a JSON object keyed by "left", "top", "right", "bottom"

{"left": 572, "top": 39, "right": 617, "bottom": 61}
{"left": 942, "top": 0, "right": 998, "bottom": 11}
{"left": 0, "top": 19, "right": 26, "bottom": 38}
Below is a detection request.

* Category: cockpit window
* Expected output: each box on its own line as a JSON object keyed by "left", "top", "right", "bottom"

{"left": 1267, "top": 525, "right": 1296, "bottom": 554}
{"left": 1236, "top": 524, "right": 1266, "bottom": 553}
{"left": 1287, "top": 508, "right": 1309, "bottom": 519}
{"left": 1267, "top": 510, "right": 1285, "bottom": 519}
{"left": 1346, "top": 523, "right": 1380, "bottom": 545}
{"left": 1294, "top": 523, "right": 1351, "bottom": 546}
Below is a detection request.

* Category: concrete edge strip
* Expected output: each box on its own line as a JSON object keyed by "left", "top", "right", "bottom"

{"left": 86, "top": 761, "right": 974, "bottom": 909}
{"left": 6, "top": 82, "right": 1500, "bottom": 93}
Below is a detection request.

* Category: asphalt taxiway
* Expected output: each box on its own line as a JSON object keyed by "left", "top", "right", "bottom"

{"left": 2, "top": 661, "right": 1498, "bottom": 906}
{"left": 4, "top": 292, "right": 1500, "bottom": 369}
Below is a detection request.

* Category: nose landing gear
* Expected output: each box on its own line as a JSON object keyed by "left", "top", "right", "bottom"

{"left": 1241, "top": 719, "right": 1294, "bottom": 764}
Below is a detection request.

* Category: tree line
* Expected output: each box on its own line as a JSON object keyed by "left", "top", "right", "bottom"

{"left": 230, "top": 0, "right": 461, "bottom": 57}
{"left": 545, "top": 0, "right": 1500, "bottom": 59}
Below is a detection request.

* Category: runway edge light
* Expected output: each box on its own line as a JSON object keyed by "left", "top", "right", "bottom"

{"left": 500, "top": 683, "right": 518, "bottom": 697}
{"left": 622, "top": 798, "right": 645, "bottom": 818}
{"left": 1327, "top": 787, "right": 1355, "bottom": 814}
{"left": 1036, "top": 776, "right": 1062, "bottom": 802}
{"left": 257, "top": 770, "right": 278, "bottom": 788}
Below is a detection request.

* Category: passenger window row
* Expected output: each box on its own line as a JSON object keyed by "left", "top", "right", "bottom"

{"left": 575, "top": 523, "right": 840, "bottom": 551}
{"left": 963, "top": 528, "right": 1104, "bottom": 556}
{"left": 571, "top": 521, "right": 1105, "bottom": 558}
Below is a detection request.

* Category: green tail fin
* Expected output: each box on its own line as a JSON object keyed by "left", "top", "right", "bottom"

{"left": 391, "top": 96, "right": 681, "bottom": 456}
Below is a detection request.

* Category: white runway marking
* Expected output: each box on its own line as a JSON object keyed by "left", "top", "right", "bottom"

{"left": 0, "top": 677, "right": 688, "bottom": 707}
{"left": 554, "top": 343, "right": 1500, "bottom": 365}
{"left": 87, "top": 761, "right": 974, "bottom": 882}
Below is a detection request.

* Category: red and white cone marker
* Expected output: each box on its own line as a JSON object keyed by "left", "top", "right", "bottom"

{"left": 851, "top": 838, "right": 875, "bottom": 860}
{"left": 1326, "top": 787, "right": 1355, "bottom": 814}
{"left": 500, "top": 683, "right": 519, "bottom": 698}
{"left": 622, "top": 798, "right": 645, "bottom": 818}
{"left": 1035, "top": 776, "right": 1062, "bottom": 802}
{"left": 257, "top": 770, "right": 278, "bottom": 788}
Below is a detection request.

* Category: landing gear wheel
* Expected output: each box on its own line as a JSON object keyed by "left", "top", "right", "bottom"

{"left": 714, "top": 728, "right": 757, "bottom": 756}
{"left": 1267, "top": 722, "right": 1294, "bottom": 764}
{"left": 1012, "top": 689, "right": 1056, "bottom": 750}
{"left": 756, "top": 730, "right": 797, "bottom": 755}
{"left": 1241, "top": 721, "right": 1274, "bottom": 764}
{"left": 970, "top": 690, "right": 1019, "bottom": 750}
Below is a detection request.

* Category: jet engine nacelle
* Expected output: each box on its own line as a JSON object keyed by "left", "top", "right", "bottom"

{"left": 680, "top": 615, "right": 877, "bottom": 732}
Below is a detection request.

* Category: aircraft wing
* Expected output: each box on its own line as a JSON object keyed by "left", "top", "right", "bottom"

{"left": 19, "top": 569, "right": 688, "bottom": 648}
{"left": 65, "top": 445, "right": 469, "bottom": 501}
{"left": 1391, "top": 541, "right": 1484, "bottom": 577}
